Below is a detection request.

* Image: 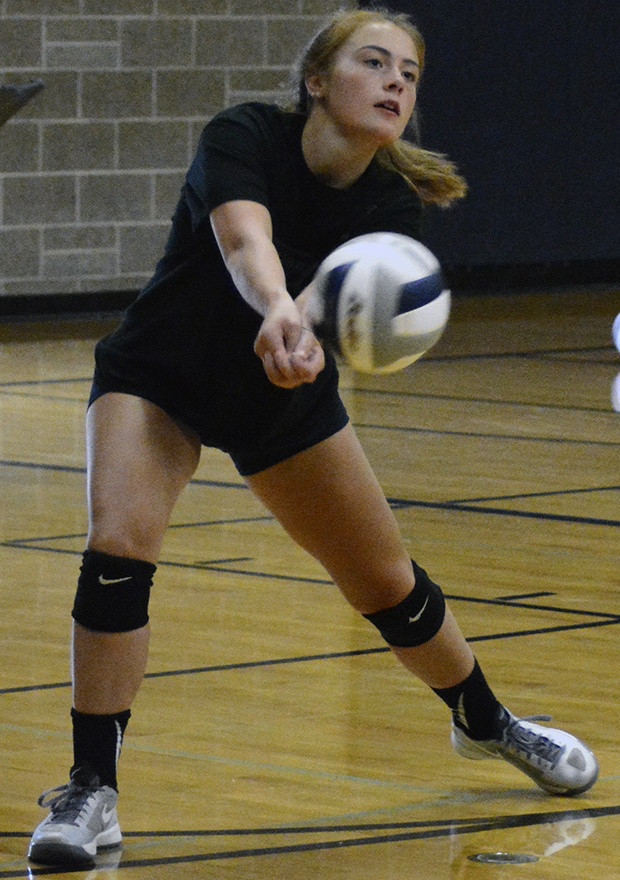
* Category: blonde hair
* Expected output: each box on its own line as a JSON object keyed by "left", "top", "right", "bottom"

{"left": 292, "top": 7, "right": 467, "bottom": 207}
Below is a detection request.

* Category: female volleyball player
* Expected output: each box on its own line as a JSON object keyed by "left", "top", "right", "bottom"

{"left": 29, "top": 7, "right": 598, "bottom": 867}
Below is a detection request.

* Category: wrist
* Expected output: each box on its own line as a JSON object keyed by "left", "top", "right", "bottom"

{"left": 263, "top": 290, "right": 296, "bottom": 318}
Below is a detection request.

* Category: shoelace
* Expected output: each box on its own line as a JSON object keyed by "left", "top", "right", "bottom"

{"left": 503, "top": 715, "right": 564, "bottom": 767}
{"left": 38, "top": 781, "right": 96, "bottom": 823}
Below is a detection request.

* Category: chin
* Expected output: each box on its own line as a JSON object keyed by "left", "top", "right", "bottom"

{"left": 373, "top": 130, "right": 403, "bottom": 149}
{"left": 371, "top": 119, "right": 407, "bottom": 147}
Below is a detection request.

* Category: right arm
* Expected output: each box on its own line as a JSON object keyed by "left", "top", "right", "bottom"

{"left": 210, "top": 199, "right": 324, "bottom": 389}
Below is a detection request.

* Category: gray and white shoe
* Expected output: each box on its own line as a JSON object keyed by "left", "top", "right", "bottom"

{"left": 452, "top": 710, "right": 599, "bottom": 796}
{"left": 29, "top": 766, "right": 122, "bottom": 866}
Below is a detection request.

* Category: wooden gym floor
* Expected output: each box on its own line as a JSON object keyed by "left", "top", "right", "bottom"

{"left": 0, "top": 287, "right": 619, "bottom": 879}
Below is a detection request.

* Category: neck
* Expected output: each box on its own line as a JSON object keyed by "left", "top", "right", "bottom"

{"left": 301, "top": 110, "right": 377, "bottom": 190}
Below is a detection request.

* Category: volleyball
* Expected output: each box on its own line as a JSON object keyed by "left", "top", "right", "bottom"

{"left": 309, "top": 233, "right": 450, "bottom": 374}
{"left": 612, "top": 312, "right": 620, "bottom": 352}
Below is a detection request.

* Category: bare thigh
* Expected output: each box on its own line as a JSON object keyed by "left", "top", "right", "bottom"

{"left": 86, "top": 393, "right": 202, "bottom": 562}
{"left": 247, "top": 423, "right": 414, "bottom": 614}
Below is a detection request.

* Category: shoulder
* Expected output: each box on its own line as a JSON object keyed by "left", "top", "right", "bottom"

{"left": 203, "top": 102, "right": 303, "bottom": 143}
{"left": 186, "top": 104, "right": 305, "bottom": 217}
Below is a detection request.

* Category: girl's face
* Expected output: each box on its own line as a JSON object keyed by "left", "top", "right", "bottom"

{"left": 307, "top": 22, "right": 420, "bottom": 149}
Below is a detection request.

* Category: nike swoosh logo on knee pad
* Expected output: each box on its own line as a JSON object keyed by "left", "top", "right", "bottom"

{"left": 409, "top": 596, "right": 429, "bottom": 623}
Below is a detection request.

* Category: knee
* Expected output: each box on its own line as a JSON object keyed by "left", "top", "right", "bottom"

{"left": 72, "top": 549, "right": 157, "bottom": 633}
{"left": 87, "top": 509, "right": 165, "bottom": 561}
{"left": 362, "top": 560, "right": 446, "bottom": 648}
{"left": 88, "top": 493, "right": 170, "bottom": 562}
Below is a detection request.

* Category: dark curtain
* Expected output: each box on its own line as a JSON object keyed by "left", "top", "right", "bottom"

{"left": 358, "top": 1, "right": 619, "bottom": 280}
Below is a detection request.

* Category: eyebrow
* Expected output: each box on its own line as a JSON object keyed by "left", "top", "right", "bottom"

{"left": 358, "top": 44, "right": 420, "bottom": 69}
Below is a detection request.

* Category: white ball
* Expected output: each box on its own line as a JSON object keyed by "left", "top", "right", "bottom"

{"left": 309, "top": 233, "right": 450, "bottom": 374}
{"left": 612, "top": 373, "right": 620, "bottom": 413}
{"left": 612, "top": 312, "right": 620, "bottom": 353}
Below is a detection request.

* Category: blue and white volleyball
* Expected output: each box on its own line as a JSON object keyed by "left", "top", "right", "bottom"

{"left": 309, "top": 233, "right": 450, "bottom": 374}
{"left": 612, "top": 312, "right": 620, "bottom": 353}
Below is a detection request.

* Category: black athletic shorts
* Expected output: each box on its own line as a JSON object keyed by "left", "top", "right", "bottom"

{"left": 89, "top": 357, "right": 349, "bottom": 477}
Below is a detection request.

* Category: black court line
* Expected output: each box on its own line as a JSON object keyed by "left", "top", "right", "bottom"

{"left": 3, "top": 542, "right": 619, "bottom": 617}
{"left": 467, "top": 617, "right": 620, "bottom": 641}
{"left": 4, "top": 375, "right": 620, "bottom": 424}
{"left": 10, "top": 512, "right": 269, "bottom": 544}
{"left": 3, "top": 617, "right": 618, "bottom": 697}
{"left": 0, "top": 517, "right": 275, "bottom": 547}
{"left": 13, "top": 803, "right": 620, "bottom": 840}
{"left": 2, "top": 456, "right": 616, "bottom": 514}
{"left": 0, "top": 378, "right": 92, "bottom": 388}
{"left": 173, "top": 516, "right": 274, "bottom": 530}
{"left": 2, "top": 384, "right": 615, "bottom": 419}
{"left": 6, "top": 802, "right": 620, "bottom": 841}
{"left": 441, "top": 591, "right": 619, "bottom": 619}
{"left": 84, "top": 803, "right": 620, "bottom": 836}
{"left": 153, "top": 566, "right": 620, "bottom": 621}
{"left": 2, "top": 544, "right": 617, "bottom": 698}
{"left": 2, "top": 394, "right": 91, "bottom": 407}
{"left": 537, "top": 352, "right": 618, "bottom": 364}
{"left": 195, "top": 556, "right": 253, "bottom": 565}
{"left": 4, "top": 533, "right": 619, "bottom": 617}
{"left": 0, "top": 459, "right": 85, "bottom": 476}
{"left": 450, "top": 485, "right": 620, "bottom": 505}
{"left": 430, "top": 344, "right": 613, "bottom": 359}
{"left": 0, "top": 458, "right": 245, "bottom": 490}
{"left": 348, "top": 381, "right": 618, "bottom": 414}
{"left": 2, "top": 491, "right": 618, "bottom": 547}
{"left": 3, "top": 542, "right": 618, "bottom": 623}
{"left": 6, "top": 804, "right": 620, "bottom": 877}
{"left": 435, "top": 502, "right": 619, "bottom": 528}
{"left": 456, "top": 347, "right": 615, "bottom": 362}
{"left": 358, "top": 420, "right": 620, "bottom": 447}
{"left": 387, "top": 497, "right": 620, "bottom": 528}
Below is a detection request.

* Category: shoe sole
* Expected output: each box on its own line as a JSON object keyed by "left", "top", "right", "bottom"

{"left": 29, "top": 827, "right": 122, "bottom": 867}
{"left": 29, "top": 840, "right": 122, "bottom": 867}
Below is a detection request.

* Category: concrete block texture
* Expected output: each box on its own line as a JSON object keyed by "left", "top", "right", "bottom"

{"left": 0, "top": 0, "right": 355, "bottom": 296}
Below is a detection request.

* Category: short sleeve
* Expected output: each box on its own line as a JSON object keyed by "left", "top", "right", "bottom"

{"left": 184, "top": 104, "right": 276, "bottom": 229}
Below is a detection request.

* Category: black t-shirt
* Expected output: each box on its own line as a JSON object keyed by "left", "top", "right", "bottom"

{"left": 95, "top": 102, "right": 423, "bottom": 404}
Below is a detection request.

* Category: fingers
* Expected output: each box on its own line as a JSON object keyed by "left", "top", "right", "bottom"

{"left": 290, "top": 328, "right": 325, "bottom": 382}
{"left": 257, "top": 324, "right": 325, "bottom": 389}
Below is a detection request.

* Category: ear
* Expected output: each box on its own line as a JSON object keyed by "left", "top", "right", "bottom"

{"left": 305, "top": 72, "right": 326, "bottom": 101}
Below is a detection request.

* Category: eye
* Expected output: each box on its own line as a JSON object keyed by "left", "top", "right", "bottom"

{"left": 364, "top": 56, "right": 383, "bottom": 69}
{"left": 402, "top": 70, "right": 419, "bottom": 85}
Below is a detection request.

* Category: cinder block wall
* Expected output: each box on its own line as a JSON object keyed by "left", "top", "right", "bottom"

{"left": 0, "top": 0, "right": 353, "bottom": 300}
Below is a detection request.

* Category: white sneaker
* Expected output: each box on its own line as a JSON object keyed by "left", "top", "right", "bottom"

{"left": 452, "top": 710, "right": 599, "bottom": 795}
{"left": 29, "top": 766, "right": 122, "bottom": 866}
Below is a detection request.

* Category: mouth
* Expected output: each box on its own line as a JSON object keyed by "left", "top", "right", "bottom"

{"left": 375, "top": 100, "right": 400, "bottom": 116}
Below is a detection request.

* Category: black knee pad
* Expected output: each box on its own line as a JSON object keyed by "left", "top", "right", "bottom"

{"left": 72, "top": 550, "right": 156, "bottom": 633}
{"left": 363, "top": 560, "right": 446, "bottom": 648}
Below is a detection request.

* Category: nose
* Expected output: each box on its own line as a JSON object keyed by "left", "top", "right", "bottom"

{"left": 386, "top": 66, "right": 405, "bottom": 92}
{"left": 386, "top": 81, "right": 404, "bottom": 96}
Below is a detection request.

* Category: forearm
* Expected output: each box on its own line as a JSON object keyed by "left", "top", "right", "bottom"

{"left": 224, "top": 235, "right": 292, "bottom": 318}
{"left": 210, "top": 200, "right": 293, "bottom": 318}
{"left": 210, "top": 199, "right": 324, "bottom": 388}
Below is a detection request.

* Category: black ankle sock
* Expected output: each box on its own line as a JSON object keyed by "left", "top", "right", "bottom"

{"left": 71, "top": 708, "right": 130, "bottom": 790}
{"left": 432, "top": 660, "right": 505, "bottom": 740}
